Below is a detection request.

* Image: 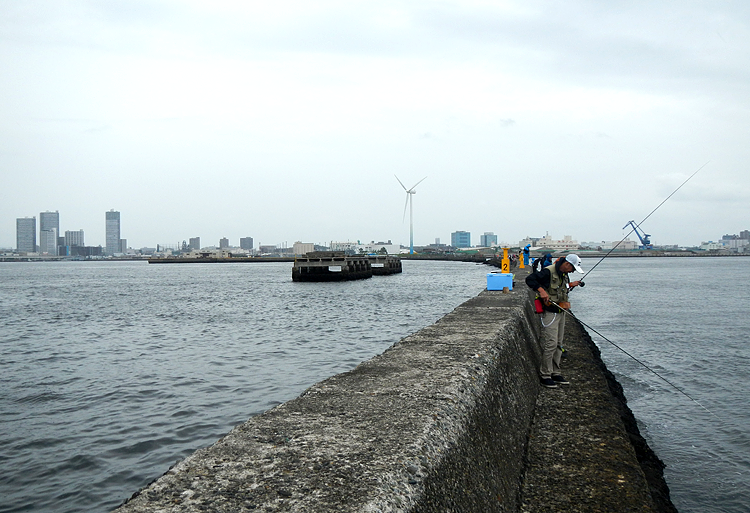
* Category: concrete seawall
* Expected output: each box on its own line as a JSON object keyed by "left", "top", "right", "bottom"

{"left": 114, "top": 268, "right": 673, "bottom": 512}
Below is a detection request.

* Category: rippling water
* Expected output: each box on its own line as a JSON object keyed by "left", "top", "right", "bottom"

{"left": 0, "top": 259, "right": 491, "bottom": 513}
{"left": 574, "top": 256, "right": 750, "bottom": 513}
{"left": 4, "top": 257, "right": 747, "bottom": 512}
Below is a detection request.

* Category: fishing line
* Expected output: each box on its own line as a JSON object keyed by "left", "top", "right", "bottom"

{"left": 531, "top": 162, "right": 715, "bottom": 415}
{"left": 580, "top": 160, "right": 710, "bottom": 282}
{"left": 548, "top": 300, "right": 718, "bottom": 418}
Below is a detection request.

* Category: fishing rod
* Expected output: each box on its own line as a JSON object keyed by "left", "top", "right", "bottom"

{"left": 548, "top": 299, "right": 717, "bottom": 418}
{"left": 537, "top": 162, "right": 715, "bottom": 416}
{"left": 579, "top": 160, "right": 710, "bottom": 283}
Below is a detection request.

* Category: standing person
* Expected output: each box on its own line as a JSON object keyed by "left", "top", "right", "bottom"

{"left": 532, "top": 252, "right": 552, "bottom": 273}
{"left": 525, "top": 254, "right": 584, "bottom": 388}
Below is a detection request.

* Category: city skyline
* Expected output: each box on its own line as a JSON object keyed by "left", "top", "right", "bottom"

{"left": 2, "top": 2, "right": 749, "bottom": 249}
{"left": 6, "top": 207, "right": 746, "bottom": 254}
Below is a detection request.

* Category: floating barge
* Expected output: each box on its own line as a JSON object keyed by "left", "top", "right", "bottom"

{"left": 292, "top": 252, "right": 402, "bottom": 282}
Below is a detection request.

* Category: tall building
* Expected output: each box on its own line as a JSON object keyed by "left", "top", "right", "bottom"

{"left": 451, "top": 231, "right": 471, "bottom": 248}
{"left": 40, "top": 229, "right": 58, "bottom": 255}
{"left": 189, "top": 237, "right": 201, "bottom": 251}
{"left": 219, "top": 237, "right": 229, "bottom": 249}
{"left": 240, "top": 237, "right": 254, "bottom": 250}
{"left": 39, "top": 211, "right": 59, "bottom": 233}
{"left": 65, "top": 230, "right": 85, "bottom": 247}
{"left": 16, "top": 217, "right": 36, "bottom": 253}
{"left": 39, "top": 211, "right": 60, "bottom": 255}
{"left": 105, "top": 210, "right": 120, "bottom": 255}
{"left": 480, "top": 232, "right": 498, "bottom": 247}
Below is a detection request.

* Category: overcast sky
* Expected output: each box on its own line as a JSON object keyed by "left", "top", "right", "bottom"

{"left": 2, "top": 0, "right": 748, "bottom": 249}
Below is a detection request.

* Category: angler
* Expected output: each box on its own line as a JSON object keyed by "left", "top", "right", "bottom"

{"left": 525, "top": 254, "right": 585, "bottom": 388}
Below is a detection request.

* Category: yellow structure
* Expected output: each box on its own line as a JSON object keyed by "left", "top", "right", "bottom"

{"left": 501, "top": 248, "right": 510, "bottom": 273}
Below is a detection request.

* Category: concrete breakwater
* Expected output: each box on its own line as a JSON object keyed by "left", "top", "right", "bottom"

{"left": 114, "top": 268, "right": 673, "bottom": 512}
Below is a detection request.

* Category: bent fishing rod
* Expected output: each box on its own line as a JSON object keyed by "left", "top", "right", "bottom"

{"left": 578, "top": 160, "right": 710, "bottom": 283}
{"left": 547, "top": 299, "right": 717, "bottom": 418}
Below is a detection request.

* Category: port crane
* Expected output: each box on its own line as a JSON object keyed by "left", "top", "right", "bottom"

{"left": 623, "top": 220, "right": 653, "bottom": 249}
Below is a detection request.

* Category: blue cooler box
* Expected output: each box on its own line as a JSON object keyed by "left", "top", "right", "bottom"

{"left": 487, "top": 272, "right": 513, "bottom": 290}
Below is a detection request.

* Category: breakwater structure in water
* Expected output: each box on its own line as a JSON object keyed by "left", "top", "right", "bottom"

{"left": 291, "top": 252, "right": 403, "bottom": 281}
{"left": 114, "top": 267, "right": 674, "bottom": 512}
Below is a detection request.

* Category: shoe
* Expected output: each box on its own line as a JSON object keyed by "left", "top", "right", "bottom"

{"left": 551, "top": 375, "right": 570, "bottom": 385}
{"left": 540, "top": 378, "right": 558, "bottom": 388}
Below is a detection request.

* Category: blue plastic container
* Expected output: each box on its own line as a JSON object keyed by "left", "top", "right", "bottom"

{"left": 487, "top": 272, "right": 513, "bottom": 291}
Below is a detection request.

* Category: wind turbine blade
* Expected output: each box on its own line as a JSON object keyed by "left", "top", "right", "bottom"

{"left": 402, "top": 193, "right": 410, "bottom": 222}
{"left": 408, "top": 176, "right": 427, "bottom": 192}
{"left": 394, "top": 175, "right": 408, "bottom": 191}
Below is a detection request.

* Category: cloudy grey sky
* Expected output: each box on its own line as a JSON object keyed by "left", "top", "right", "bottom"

{"left": 2, "top": 0, "right": 748, "bottom": 249}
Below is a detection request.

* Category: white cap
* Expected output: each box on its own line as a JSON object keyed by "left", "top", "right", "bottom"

{"left": 565, "top": 254, "right": 584, "bottom": 273}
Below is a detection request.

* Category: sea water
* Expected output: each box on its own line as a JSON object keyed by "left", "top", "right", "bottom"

{"left": 574, "top": 256, "right": 750, "bottom": 513}
{"left": 1, "top": 257, "right": 747, "bottom": 512}
{"left": 0, "top": 259, "right": 489, "bottom": 513}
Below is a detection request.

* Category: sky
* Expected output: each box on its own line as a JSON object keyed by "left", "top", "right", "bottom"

{"left": 1, "top": 0, "right": 749, "bottom": 249}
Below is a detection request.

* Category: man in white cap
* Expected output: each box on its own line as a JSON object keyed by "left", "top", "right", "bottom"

{"left": 525, "top": 254, "right": 584, "bottom": 388}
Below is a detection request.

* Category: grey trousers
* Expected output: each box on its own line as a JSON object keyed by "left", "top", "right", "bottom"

{"left": 540, "top": 310, "right": 566, "bottom": 379}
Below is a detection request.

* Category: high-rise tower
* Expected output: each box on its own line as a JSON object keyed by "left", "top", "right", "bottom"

{"left": 105, "top": 210, "right": 121, "bottom": 255}
{"left": 16, "top": 217, "right": 36, "bottom": 253}
{"left": 39, "top": 211, "right": 60, "bottom": 255}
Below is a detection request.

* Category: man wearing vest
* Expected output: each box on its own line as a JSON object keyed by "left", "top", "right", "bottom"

{"left": 525, "top": 254, "right": 584, "bottom": 388}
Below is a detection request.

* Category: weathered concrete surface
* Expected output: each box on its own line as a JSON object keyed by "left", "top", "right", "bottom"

{"left": 518, "top": 318, "right": 662, "bottom": 512}
{"left": 114, "top": 268, "right": 673, "bottom": 512}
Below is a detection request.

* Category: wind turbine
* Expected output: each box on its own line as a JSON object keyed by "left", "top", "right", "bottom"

{"left": 395, "top": 175, "right": 427, "bottom": 254}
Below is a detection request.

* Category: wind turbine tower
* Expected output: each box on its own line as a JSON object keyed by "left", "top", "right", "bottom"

{"left": 395, "top": 175, "right": 427, "bottom": 254}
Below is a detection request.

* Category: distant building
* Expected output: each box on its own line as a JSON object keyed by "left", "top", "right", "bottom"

{"left": 40, "top": 229, "right": 58, "bottom": 255}
{"left": 451, "top": 231, "right": 471, "bottom": 248}
{"left": 39, "top": 211, "right": 60, "bottom": 255}
{"left": 66, "top": 245, "right": 103, "bottom": 257}
{"left": 724, "top": 239, "right": 749, "bottom": 252}
{"left": 259, "top": 244, "right": 279, "bottom": 254}
{"left": 219, "top": 237, "right": 229, "bottom": 249}
{"left": 105, "top": 210, "right": 121, "bottom": 255}
{"left": 479, "top": 232, "right": 498, "bottom": 247}
{"left": 330, "top": 241, "right": 359, "bottom": 254}
{"left": 292, "top": 241, "right": 315, "bottom": 255}
{"left": 16, "top": 217, "right": 36, "bottom": 253}
{"left": 39, "top": 211, "right": 59, "bottom": 234}
{"left": 240, "top": 237, "right": 254, "bottom": 250}
{"left": 189, "top": 237, "right": 201, "bottom": 251}
{"left": 356, "top": 240, "right": 400, "bottom": 254}
{"left": 740, "top": 230, "right": 750, "bottom": 240}
{"left": 700, "top": 241, "right": 723, "bottom": 251}
{"left": 519, "top": 232, "right": 579, "bottom": 252}
{"left": 119, "top": 239, "right": 127, "bottom": 253}
{"left": 65, "top": 230, "right": 85, "bottom": 247}
{"left": 599, "top": 238, "right": 638, "bottom": 251}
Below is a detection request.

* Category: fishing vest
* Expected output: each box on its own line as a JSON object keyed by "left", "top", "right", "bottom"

{"left": 544, "top": 263, "right": 570, "bottom": 304}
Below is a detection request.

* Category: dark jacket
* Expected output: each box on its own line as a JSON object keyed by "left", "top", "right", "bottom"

{"left": 526, "top": 259, "right": 568, "bottom": 312}
{"left": 531, "top": 253, "right": 552, "bottom": 273}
